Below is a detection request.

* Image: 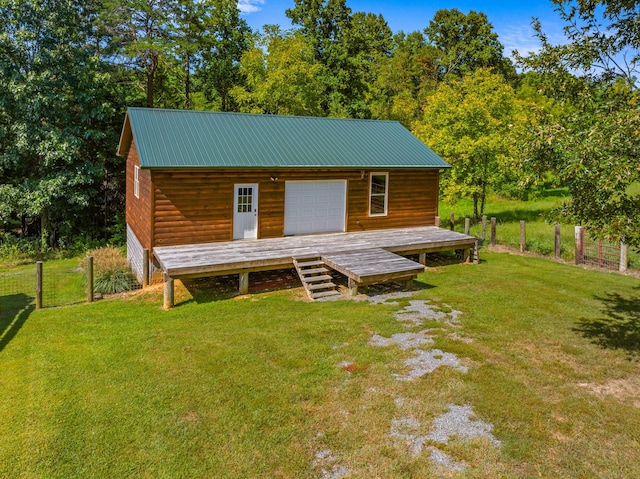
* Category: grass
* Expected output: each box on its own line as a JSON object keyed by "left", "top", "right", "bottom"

{"left": 1, "top": 251, "right": 639, "bottom": 478}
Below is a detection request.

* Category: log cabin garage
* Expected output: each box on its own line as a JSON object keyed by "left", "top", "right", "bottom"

{"left": 117, "top": 107, "right": 475, "bottom": 304}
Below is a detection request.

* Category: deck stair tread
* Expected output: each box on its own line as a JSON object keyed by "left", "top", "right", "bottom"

{"left": 303, "top": 275, "right": 333, "bottom": 283}
{"left": 299, "top": 267, "right": 329, "bottom": 275}
{"left": 293, "top": 256, "right": 341, "bottom": 301}
{"left": 307, "top": 281, "right": 337, "bottom": 291}
{"left": 311, "top": 290, "right": 342, "bottom": 299}
{"left": 296, "top": 260, "right": 325, "bottom": 268}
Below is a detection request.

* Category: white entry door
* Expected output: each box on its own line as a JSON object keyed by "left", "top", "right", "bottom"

{"left": 284, "top": 180, "right": 347, "bottom": 236}
{"left": 233, "top": 184, "right": 258, "bottom": 240}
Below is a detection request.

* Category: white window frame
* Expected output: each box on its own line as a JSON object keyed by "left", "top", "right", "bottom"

{"left": 369, "top": 172, "right": 389, "bottom": 217}
{"left": 134, "top": 165, "right": 140, "bottom": 199}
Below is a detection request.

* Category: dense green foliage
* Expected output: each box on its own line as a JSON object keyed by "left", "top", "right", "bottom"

{"left": 0, "top": 0, "right": 637, "bottom": 250}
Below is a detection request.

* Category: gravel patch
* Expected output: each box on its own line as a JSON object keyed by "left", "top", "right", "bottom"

{"left": 427, "top": 446, "right": 467, "bottom": 471}
{"left": 360, "top": 291, "right": 415, "bottom": 305}
{"left": 369, "top": 331, "right": 435, "bottom": 350}
{"left": 389, "top": 416, "right": 425, "bottom": 457}
{"left": 426, "top": 404, "right": 501, "bottom": 447}
{"left": 394, "top": 300, "right": 463, "bottom": 328}
{"left": 312, "top": 449, "right": 350, "bottom": 479}
{"left": 394, "top": 349, "right": 468, "bottom": 381}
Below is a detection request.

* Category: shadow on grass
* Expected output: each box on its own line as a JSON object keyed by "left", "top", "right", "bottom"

{"left": 181, "top": 269, "right": 303, "bottom": 304}
{"left": 0, "top": 294, "right": 34, "bottom": 354}
{"left": 574, "top": 287, "right": 640, "bottom": 359}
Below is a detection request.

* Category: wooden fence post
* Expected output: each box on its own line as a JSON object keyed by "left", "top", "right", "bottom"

{"left": 520, "top": 221, "right": 526, "bottom": 252}
{"left": 142, "top": 248, "right": 149, "bottom": 288}
{"left": 620, "top": 242, "right": 628, "bottom": 272}
{"left": 434, "top": 216, "right": 440, "bottom": 227}
{"left": 164, "top": 273, "right": 174, "bottom": 310}
{"left": 490, "top": 217, "right": 497, "bottom": 246}
{"left": 481, "top": 215, "right": 487, "bottom": 241}
{"left": 86, "top": 256, "right": 94, "bottom": 303}
{"left": 449, "top": 213, "right": 455, "bottom": 231}
{"left": 464, "top": 217, "right": 471, "bottom": 235}
{"left": 35, "top": 261, "right": 43, "bottom": 310}
{"left": 575, "top": 226, "right": 584, "bottom": 265}
{"left": 554, "top": 224, "right": 561, "bottom": 259}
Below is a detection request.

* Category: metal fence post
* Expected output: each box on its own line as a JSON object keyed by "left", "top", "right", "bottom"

{"left": 86, "top": 256, "right": 94, "bottom": 303}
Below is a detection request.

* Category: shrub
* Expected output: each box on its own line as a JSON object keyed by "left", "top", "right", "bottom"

{"left": 81, "top": 246, "right": 138, "bottom": 294}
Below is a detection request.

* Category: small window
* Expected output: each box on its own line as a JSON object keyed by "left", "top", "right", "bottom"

{"left": 369, "top": 172, "right": 388, "bottom": 216}
{"left": 134, "top": 165, "right": 140, "bottom": 199}
{"left": 237, "top": 187, "right": 253, "bottom": 213}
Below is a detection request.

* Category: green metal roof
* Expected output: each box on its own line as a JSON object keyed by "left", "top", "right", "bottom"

{"left": 118, "top": 107, "right": 450, "bottom": 169}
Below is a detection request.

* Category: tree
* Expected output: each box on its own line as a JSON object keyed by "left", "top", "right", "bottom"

{"left": 414, "top": 69, "right": 520, "bottom": 218}
{"left": 100, "top": 0, "right": 174, "bottom": 108}
{"left": 369, "top": 31, "right": 439, "bottom": 127}
{"left": 195, "top": 0, "right": 252, "bottom": 111}
{"left": 424, "top": 9, "right": 514, "bottom": 80}
{"left": 0, "top": 0, "right": 125, "bottom": 245}
{"left": 285, "top": 0, "right": 393, "bottom": 117}
{"left": 516, "top": 0, "right": 640, "bottom": 247}
{"left": 230, "top": 28, "right": 325, "bottom": 116}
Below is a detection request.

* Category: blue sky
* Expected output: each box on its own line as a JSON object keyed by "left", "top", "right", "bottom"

{"left": 237, "top": 0, "right": 567, "bottom": 58}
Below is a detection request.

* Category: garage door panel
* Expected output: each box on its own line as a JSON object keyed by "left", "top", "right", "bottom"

{"left": 285, "top": 180, "right": 347, "bottom": 235}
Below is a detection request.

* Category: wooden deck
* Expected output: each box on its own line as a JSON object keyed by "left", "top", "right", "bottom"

{"left": 153, "top": 226, "right": 476, "bottom": 279}
{"left": 154, "top": 226, "right": 476, "bottom": 306}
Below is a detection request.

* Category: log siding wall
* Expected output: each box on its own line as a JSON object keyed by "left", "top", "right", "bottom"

{"left": 125, "top": 140, "right": 152, "bottom": 251}
{"left": 149, "top": 169, "right": 439, "bottom": 248}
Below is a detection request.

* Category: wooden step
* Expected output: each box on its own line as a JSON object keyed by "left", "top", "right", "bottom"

{"left": 307, "top": 281, "right": 337, "bottom": 291}
{"left": 311, "top": 290, "right": 342, "bottom": 299}
{"left": 299, "top": 267, "right": 329, "bottom": 275}
{"left": 292, "top": 257, "right": 340, "bottom": 301}
{"left": 301, "top": 274, "right": 333, "bottom": 283}
{"left": 296, "top": 260, "right": 324, "bottom": 268}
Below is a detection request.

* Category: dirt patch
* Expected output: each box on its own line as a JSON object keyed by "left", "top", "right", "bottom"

{"left": 577, "top": 378, "right": 640, "bottom": 407}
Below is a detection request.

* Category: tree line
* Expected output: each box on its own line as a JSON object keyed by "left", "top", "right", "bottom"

{"left": 0, "top": 0, "right": 638, "bottom": 250}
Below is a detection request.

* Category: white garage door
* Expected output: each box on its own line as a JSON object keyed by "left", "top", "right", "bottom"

{"left": 284, "top": 180, "right": 347, "bottom": 236}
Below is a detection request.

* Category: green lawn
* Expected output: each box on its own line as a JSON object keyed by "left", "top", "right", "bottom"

{"left": 1, "top": 251, "right": 639, "bottom": 478}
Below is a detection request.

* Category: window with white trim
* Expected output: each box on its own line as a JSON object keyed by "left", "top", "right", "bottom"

{"left": 369, "top": 172, "right": 388, "bottom": 216}
{"left": 134, "top": 165, "right": 140, "bottom": 199}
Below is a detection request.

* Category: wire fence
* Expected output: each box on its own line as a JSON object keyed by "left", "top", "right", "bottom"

{"left": 1, "top": 258, "right": 143, "bottom": 315}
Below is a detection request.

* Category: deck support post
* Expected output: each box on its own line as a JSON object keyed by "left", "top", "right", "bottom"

{"left": 463, "top": 248, "right": 471, "bottom": 264}
{"left": 418, "top": 252, "right": 426, "bottom": 265}
{"left": 239, "top": 272, "right": 249, "bottom": 295}
{"left": 163, "top": 273, "right": 174, "bottom": 310}
{"left": 348, "top": 278, "right": 359, "bottom": 297}
{"left": 405, "top": 279, "right": 414, "bottom": 290}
